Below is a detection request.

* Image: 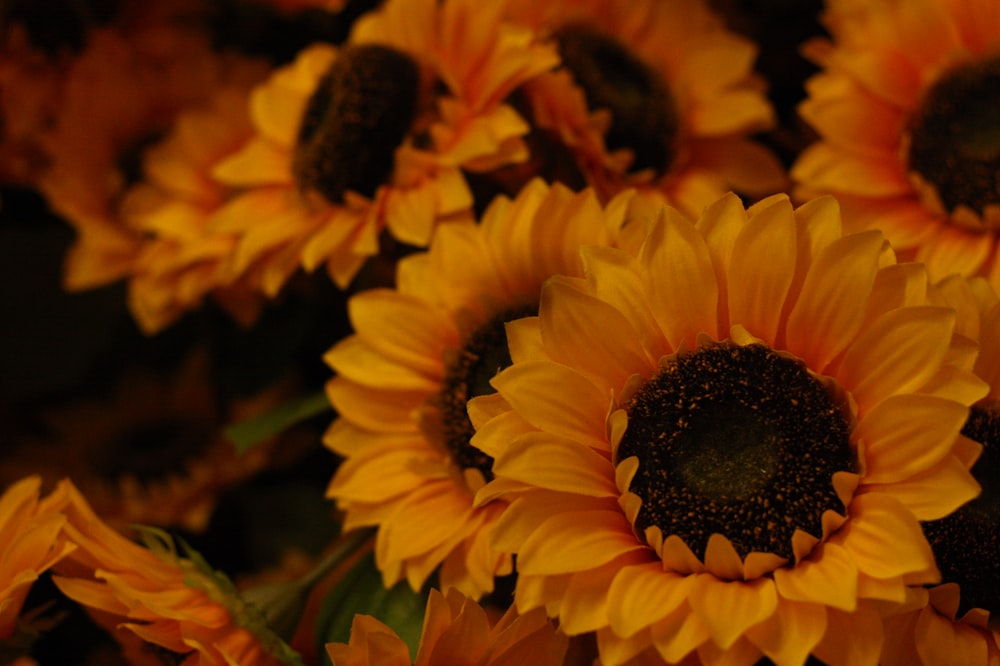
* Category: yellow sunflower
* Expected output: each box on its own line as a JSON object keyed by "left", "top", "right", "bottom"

{"left": 0, "top": 477, "right": 76, "bottom": 641}
{"left": 793, "top": 0, "right": 1000, "bottom": 293}
{"left": 323, "top": 179, "right": 654, "bottom": 598}
{"left": 121, "top": 72, "right": 268, "bottom": 334}
{"left": 210, "top": 0, "right": 559, "bottom": 296}
{"left": 47, "top": 479, "right": 299, "bottom": 665}
{"left": 878, "top": 275, "right": 1000, "bottom": 665}
{"left": 502, "top": 0, "right": 787, "bottom": 214}
{"left": 326, "top": 587, "right": 567, "bottom": 666}
{"left": 470, "top": 193, "right": 988, "bottom": 665}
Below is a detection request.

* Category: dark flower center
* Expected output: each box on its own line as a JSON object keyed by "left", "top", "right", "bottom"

{"left": 907, "top": 54, "right": 1000, "bottom": 221}
{"left": 552, "top": 23, "right": 679, "bottom": 176}
{"left": 102, "top": 420, "right": 214, "bottom": 484}
{"left": 921, "top": 404, "right": 1000, "bottom": 616}
{"left": 437, "top": 304, "right": 537, "bottom": 481}
{"left": 617, "top": 343, "right": 854, "bottom": 562}
{"left": 293, "top": 44, "right": 420, "bottom": 203}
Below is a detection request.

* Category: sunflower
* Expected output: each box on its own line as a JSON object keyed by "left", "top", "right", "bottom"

{"left": 37, "top": 12, "right": 266, "bottom": 294}
{"left": 878, "top": 275, "right": 1000, "bottom": 665}
{"left": 323, "top": 179, "right": 654, "bottom": 598}
{"left": 325, "top": 587, "right": 567, "bottom": 666}
{"left": 501, "top": 0, "right": 787, "bottom": 214}
{"left": 0, "top": 348, "right": 274, "bottom": 534}
{"left": 793, "top": 0, "right": 1000, "bottom": 294}
{"left": 210, "top": 0, "right": 559, "bottom": 297}
{"left": 0, "top": 477, "right": 76, "bottom": 642}
{"left": 46, "top": 479, "right": 300, "bottom": 665}
{"left": 121, "top": 70, "right": 269, "bottom": 334}
{"left": 469, "top": 193, "right": 988, "bottom": 665}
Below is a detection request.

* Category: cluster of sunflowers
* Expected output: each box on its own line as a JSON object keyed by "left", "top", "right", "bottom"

{"left": 1, "top": 0, "right": 998, "bottom": 664}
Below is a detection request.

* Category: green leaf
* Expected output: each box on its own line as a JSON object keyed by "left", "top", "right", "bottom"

{"left": 316, "top": 552, "right": 429, "bottom": 665}
{"left": 225, "top": 391, "right": 332, "bottom": 454}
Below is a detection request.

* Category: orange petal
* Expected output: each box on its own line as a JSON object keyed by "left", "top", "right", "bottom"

{"left": 491, "top": 361, "right": 610, "bottom": 450}
{"left": 858, "top": 394, "right": 969, "bottom": 484}
{"left": 517, "top": 510, "right": 645, "bottom": 576}
{"left": 773, "top": 542, "right": 859, "bottom": 612}
{"left": 492, "top": 433, "right": 616, "bottom": 498}
{"left": 838, "top": 306, "right": 955, "bottom": 409}
{"left": 639, "top": 206, "right": 720, "bottom": 349}
{"left": 836, "top": 493, "right": 935, "bottom": 580}
{"left": 539, "top": 278, "right": 652, "bottom": 391}
{"left": 606, "top": 561, "right": 692, "bottom": 638}
{"left": 785, "top": 230, "right": 885, "bottom": 371}
{"left": 727, "top": 196, "right": 797, "bottom": 346}
{"left": 687, "top": 574, "right": 778, "bottom": 650}
{"left": 745, "top": 599, "right": 827, "bottom": 666}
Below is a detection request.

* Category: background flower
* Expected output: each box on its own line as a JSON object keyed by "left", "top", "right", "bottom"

{"left": 793, "top": 0, "right": 1000, "bottom": 291}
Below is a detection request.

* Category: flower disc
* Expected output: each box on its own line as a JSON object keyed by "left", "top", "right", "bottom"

{"left": 619, "top": 342, "right": 853, "bottom": 562}
{"left": 906, "top": 55, "right": 1000, "bottom": 223}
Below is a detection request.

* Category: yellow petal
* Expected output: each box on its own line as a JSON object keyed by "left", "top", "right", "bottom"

{"left": 539, "top": 278, "right": 652, "bottom": 391}
{"left": 746, "top": 599, "right": 827, "bottom": 666}
{"left": 838, "top": 306, "right": 955, "bottom": 409}
{"left": 492, "top": 433, "right": 617, "bottom": 498}
{"left": 727, "top": 196, "right": 797, "bottom": 346}
{"left": 688, "top": 574, "right": 778, "bottom": 650}
{"left": 517, "top": 510, "right": 645, "bottom": 576}
{"left": 857, "top": 394, "right": 969, "bottom": 484}
{"left": 491, "top": 361, "right": 610, "bottom": 450}
{"left": 606, "top": 561, "right": 692, "bottom": 638}
{"left": 773, "top": 542, "right": 859, "bottom": 612}
{"left": 639, "top": 207, "right": 720, "bottom": 348}
{"left": 785, "top": 230, "right": 885, "bottom": 371}
{"left": 836, "top": 493, "right": 935, "bottom": 580}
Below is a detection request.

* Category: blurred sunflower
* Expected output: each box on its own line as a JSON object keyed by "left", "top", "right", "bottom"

{"left": 470, "top": 193, "right": 987, "bottom": 665}
{"left": 0, "top": 24, "right": 65, "bottom": 187}
{"left": 323, "top": 179, "right": 653, "bottom": 597}
{"left": 793, "top": 0, "right": 1000, "bottom": 292}
{"left": 37, "top": 12, "right": 268, "bottom": 294}
{"left": 0, "top": 477, "right": 75, "bottom": 643}
{"left": 0, "top": 349, "right": 274, "bottom": 534}
{"left": 210, "top": 0, "right": 559, "bottom": 296}
{"left": 325, "top": 587, "right": 567, "bottom": 666}
{"left": 501, "top": 0, "right": 786, "bottom": 214}
{"left": 47, "top": 479, "right": 300, "bottom": 665}
{"left": 121, "top": 72, "right": 269, "bottom": 334}
{"left": 878, "top": 275, "right": 1000, "bottom": 665}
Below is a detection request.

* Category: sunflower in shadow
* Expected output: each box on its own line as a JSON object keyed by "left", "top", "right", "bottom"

{"left": 499, "top": 0, "right": 787, "bottom": 214}
{"left": 470, "top": 193, "right": 986, "bottom": 664}
{"left": 35, "top": 4, "right": 264, "bottom": 296}
{"left": 793, "top": 0, "right": 1000, "bottom": 292}
{"left": 323, "top": 179, "right": 654, "bottom": 598}
{"left": 0, "top": 348, "right": 275, "bottom": 534}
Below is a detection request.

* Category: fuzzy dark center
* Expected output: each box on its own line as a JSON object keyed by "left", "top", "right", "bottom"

{"left": 553, "top": 23, "right": 679, "bottom": 176}
{"left": 617, "top": 343, "right": 853, "bottom": 562}
{"left": 438, "top": 304, "right": 537, "bottom": 480}
{"left": 921, "top": 404, "right": 1000, "bottom": 616}
{"left": 293, "top": 44, "right": 420, "bottom": 203}
{"left": 907, "top": 54, "right": 1000, "bottom": 220}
